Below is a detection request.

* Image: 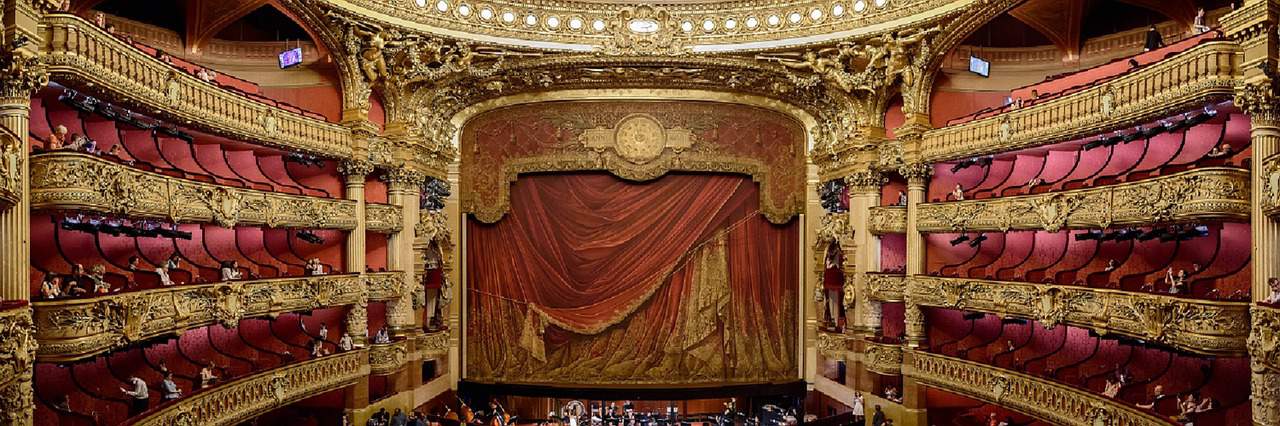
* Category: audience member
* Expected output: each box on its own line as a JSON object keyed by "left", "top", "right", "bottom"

{"left": 40, "top": 274, "right": 62, "bottom": 299}
{"left": 896, "top": 191, "right": 907, "bottom": 206}
{"left": 48, "top": 125, "right": 68, "bottom": 150}
{"left": 1193, "top": 8, "right": 1211, "bottom": 35}
{"left": 1137, "top": 384, "right": 1166, "bottom": 410}
{"left": 53, "top": 394, "right": 72, "bottom": 411}
{"left": 160, "top": 372, "right": 181, "bottom": 402}
{"left": 339, "top": 332, "right": 355, "bottom": 352}
{"left": 1206, "top": 143, "right": 1232, "bottom": 158}
{"left": 199, "top": 364, "right": 218, "bottom": 389}
{"left": 1143, "top": 26, "right": 1164, "bottom": 51}
{"left": 951, "top": 184, "right": 964, "bottom": 201}
{"left": 90, "top": 264, "right": 112, "bottom": 294}
{"left": 220, "top": 260, "right": 242, "bottom": 281}
{"left": 391, "top": 408, "right": 408, "bottom": 426}
{"left": 1103, "top": 379, "right": 1121, "bottom": 398}
{"left": 871, "top": 405, "right": 885, "bottom": 426}
{"left": 306, "top": 258, "right": 326, "bottom": 276}
{"left": 157, "top": 254, "right": 180, "bottom": 286}
{"left": 120, "top": 376, "right": 149, "bottom": 416}
{"left": 851, "top": 391, "right": 865, "bottom": 423}
{"left": 318, "top": 322, "right": 329, "bottom": 341}
{"left": 310, "top": 338, "right": 329, "bottom": 358}
{"left": 1264, "top": 278, "right": 1280, "bottom": 304}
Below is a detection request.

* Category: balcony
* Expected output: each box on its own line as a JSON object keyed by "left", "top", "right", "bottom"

{"left": 905, "top": 276, "right": 1248, "bottom": 356}
{"left": 866, "top": 273, "right": 907, "bottom": 302}
{"left": 868, "top": 206, "right": 907, "bottom": 235}
{"left": 863, "top": 340, "right": 904, "bottom": 376}
{"left": 920, "top": 40, "right": 1239, "bottom": 162}
{"left": 916, "top": 167, "right": 1248, "bottom": 232}
{"left": 366, "top": 203, "right": 404, "bottom": 233}
{"left": 32, "top": 274, "right": 366, "bottom": 362}
{"left": 39, "top": 14, "right": 353, "bottom": 157}
{"left": 366, "top": 271, "right": 407, "bottom": 301}
{"left": 906, "top": 351, "right": 1173, "bottom": 426}
{"left": 30, "top": 152, "right": 358, "bottom": 230}
{"left": 130, "top": 349, "right": 369, "bottom": 426}
{"left": 369, "top": 339, "right": 412, "bottom": 376}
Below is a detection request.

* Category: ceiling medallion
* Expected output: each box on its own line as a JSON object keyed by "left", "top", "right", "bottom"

{"left": 600, "top": 5, "right": 688, "bottom": 55}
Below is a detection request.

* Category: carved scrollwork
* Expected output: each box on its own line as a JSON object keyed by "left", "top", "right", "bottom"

{"left": 366, "top": 271, "right": 407, "bottom": 301}
{"left": 33, "top": 274, "right": 367, "bottom": 362}
{"left": 0, "top": 306, "right": 36, "bottom": 425}
{"left": 366, "top": 203, "right": 404, "bottom": 233}
{"left": 868, "top": 206, "right": 907, "bottom": 234}
{"left": 916, "top": 167, "right": 1248, "bottom": 232}
{"left": 369, "top": 340, "right": 410, "bottom": 375}
{"left": 416, "top": 210, "right": 451, "bottom": 244}
{"left": 1263, "top": 154, "right": 1280, "bottom": 218}
{"left": 865, "top": 274, "right": 906, "bottom": 302}
{"left": 815, "top": 214, "right": 851, "bottom": 246}
{"left": 1250, "top": 305, "right": 1280, "bottom": 373}
{"left": 862, "top": 340, "right": 903, "bottom": 376}
{"left": 338, "top": 160, "right": 376, "bottom": 179}
{"left": 905, "top": 276, "right": 1249, "bottom": 356}
{"left": 30, "top": 152, "right": 358, "bottom": 230}
{"left": 906, "top": 351, "right": 1172, "bottom": 426}
{"left": 816, "top": 331, "right": 847, "bottom": 359}
{"left": 417, "top": 330, "right": 451, "bottom": 356}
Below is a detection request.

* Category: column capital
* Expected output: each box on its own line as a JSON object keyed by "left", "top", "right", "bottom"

{"left": 845, "top": 169, "right": 886, "bottom": 192}
{"left": 0, "top": 55, "right": 48, "bottom": 104}
{"left": 381, "top": 166, "right": 425, "bottom": 192}
{"left": 898, "top": 163, "right": 933, "bottom": 186}
{"left": 1239, "top": 81, "right": 1280, "bottom": 126}
{"left": 338, "top": 160, "right": 376, "bottom": 181}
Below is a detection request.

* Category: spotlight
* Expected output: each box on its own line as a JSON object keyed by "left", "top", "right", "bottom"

{"left": 1075, "top": 230, "right": 1103, "bottom": 241}
{"left": 949, "top": 234, "right": 971, "bottom": 246}
{"left": 297, "top": 230, "right": 324, "bottom": 244}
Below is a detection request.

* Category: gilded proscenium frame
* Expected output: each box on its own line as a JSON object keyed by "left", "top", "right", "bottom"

{"left": 366, "top": 203, "right": 405, "bottom": 233}
{"left": 1262, "top": 152, "right": 1280, "bottom": 217}
{"left": 865, "top": 273, "right": 906, "bottom": 302}
{"left": 30, "top": 152, "right": 359, "bottom": 230}
{"left": 919, "top": 40, "right": 1240, "bottom": 162}
{"left": 367, "top": 271, "right": 407, "bottom": 301}
{"left": 130, "top": 349, "right": 370, "bottom": 426}
{"left": 324, "top": 0, "right": 972, "bottom": 52}
{"left": 906, "top": 276, "right": 1250, "bottom": 356}
{"left": 915, "top": 167, "right": 1249, "bottom": 232}
{"left": 906, "top": 351, "right": 1172, "bottom": 426}
{"left": 38, "top": 14, "right": 353, "bottom": 158}
{"left": 32, "top": 274, "right": 366, "bottom": 362}
{"left": 868, "top": 206, "right": 906, "bottom": 234}
{"left": 369, "top": 339, "right": 412, "bottom": 375}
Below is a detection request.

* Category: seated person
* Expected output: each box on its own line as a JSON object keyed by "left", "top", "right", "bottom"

{"left": 1206, "top": 143, "right": 1232, "bottom": 158}
{"left": 39, "top": 274, "right": 62, "bottom": 299}
{"left": 219, "top": 260, "right": 242, "bottom": 281}
{"left": 47, "top": 125, "right": 68, "bottom": 150}
{"left": 199, "top": 364, "right": 218, "bottom": 389}
{"left": 1136, "top": 385, "right": 1167, "bottom": 410}
{"left": 310, "top": 338, "right": 329, "bottom": 358}
{"left": 1103, "top": 379, "right": 1121, "bottom": 398}
{"left": 89, "top": 264, "right": 112, "bottom": 294}
{"left": 338, "top": 332, "right": 354, "bottom": 352}
{"left": 1263, "top": 278, "right": 1280, "bottom": 305}
{"left": 306, "top": 258, "right": 325, "bottom": 276}
{"left": 157, "top": 254, "right": 181, "bottom": 286}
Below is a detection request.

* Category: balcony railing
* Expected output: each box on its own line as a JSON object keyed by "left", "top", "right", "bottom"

{"left": 366, "top": 203, "right": 404, "bottom": 233}
{"left": 905, "top": 351, "right": 1173, "bottom": 426}
{"left": 863, "top": 340, "right": 904, "bottom": 376}
{"left": 920, "top": 40, "right": 1239, "bottom": 162}
{"left": 369, "top": 339, "right": 412, "bottom": 376}
{"left": 39, "top": 14, "right": 354, "bottom": 158}
{"left": 866, "top": 273, "right": 907, "bottom": 302}
{"left": 366, "top": 271, "right": 407, "bottom": 301}
{"left": 916, "top": 167, "right": 1248, "bottom": 232}
{"left": 32, "top": 274, "right": 366, "bottom": 362}
{"left": 868, "top": 206, "right": 907, "bottom": 235}
{"left": 130, "top": 349, "right": 369, "bottom": 426}
{"left": 905, "top": 276, "right": 1249, "bottom": 356}
{"left": 417, "top": 329, "right": 451, "bottom": 357}
{"left": 30, "top": 152, "right": 358, "bottom": 230}
{"left": 817, "top": 330, "right": 850, "bottom": 360}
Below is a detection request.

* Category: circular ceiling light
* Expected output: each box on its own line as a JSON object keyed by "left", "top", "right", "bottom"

{"left": 745, "top": 16, "right": 759, "bottom": 28}
{"left": 436, "top": 0, "right": 449, "bottom": 12}
{"left": 767, "top": 15, "right": 780, "bottom": 26}
{"left": 629, "top": 18, "right": 660, "bottom": 33}
{"left": 853, "top": 0, "right": 866, "bottom": 12}
{"left": 874, "top": 0, "right": 887, "bottom": 7}
{"left": 524, "top": 14, "right": 537, "bottom": 26}
{"left": 546, "top": 16, "right": 560, "bottom": 28}
{"left": 681, "top": 21, "right": 694, "bottom": 32}
{"left": 810, "top": 8, "right": 823, "bottom": 21}
{"left": 702, "top": 19, "right": 715, "bottom": 31}
{"left": 592, "top": 19, "right": 606, "bottom": 32}
{"left": 788, "top": 12, "right": 802, "bottom": 24}
{"left": 415, "top": 0, "right": 427, "bottom": 7}
{"left": 569, "top": 17, "right": 583, "bottom": 30}
{"left": 501, "top": 11, "right": 516, "bottom": 23}
{"left": 458, "top": 4, "right": 471, "bottom": 16}
{"left": 724, "top": 19, "right": 737, "bottom": 30}
{"left": 832, "top": 4, "right": 845, "bottom": 16}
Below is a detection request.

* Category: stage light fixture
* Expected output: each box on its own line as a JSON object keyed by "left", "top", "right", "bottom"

{"left": 968, "top": 233, "right": 988, "bottom": 247}
{"left": 949, "top": 234, "right": 970, "bottom": 246}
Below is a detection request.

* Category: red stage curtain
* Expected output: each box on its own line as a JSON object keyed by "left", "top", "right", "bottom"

{"left": 467, "top": 172, "right": 797, "bottom": 385}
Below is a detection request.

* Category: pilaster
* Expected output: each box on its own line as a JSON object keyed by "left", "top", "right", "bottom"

{"left": 898, "top": 163, "right": 931, "bottom": 349}
{"left": 846, "top": 170, "right": 885, "bottom": 337}
{"left": 384, "top": 166, "right": 424, "bottom": 337}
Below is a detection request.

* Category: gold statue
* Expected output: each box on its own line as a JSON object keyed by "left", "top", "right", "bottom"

{"left": 349, "top": 24, "right": 407, "bottom": 83}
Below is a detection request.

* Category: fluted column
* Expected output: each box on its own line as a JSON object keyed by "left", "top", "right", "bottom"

{"left": 846, "top": 170, "right": 884, "bottom": 337}
{"left": 1240, "top": 90, "right": 1280, "bottom": 426}
{"left": 339, "top": 161, "right": 374, "bottom": 346}
{"left": 899, "top": 163, "right": 931, "bottom": 349}
{"left": 384, "top": 167, "right": 423, "bottom": 336}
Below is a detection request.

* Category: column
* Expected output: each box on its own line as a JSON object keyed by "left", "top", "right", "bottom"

{"left": 384, "top": 166, "right": 423, "bottom": 337}
{"left": 898, "top": 163, "right": 931, "bottom": 349}
{"left": 845, "top": 170, "right": 884, "bottom": 337}
{"left": 339, "top": 161, "right": 374, "bottom": 347}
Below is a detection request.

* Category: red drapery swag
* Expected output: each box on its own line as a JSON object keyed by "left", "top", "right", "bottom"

{"left": 467, "top": 173, "right": 798, "bottom": 384}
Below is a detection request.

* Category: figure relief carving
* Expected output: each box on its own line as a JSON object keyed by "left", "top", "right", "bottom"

{"left": 260, "top": 109, "right": 279, "bottom": 135}
{"left": 201, "top": 187, "right": 244, "bottom": 228}
{"left": 600, "top": 6, "right": 689, "bottom": 56}
{"left": 165, "top": 71, "right": 182, "bottom": 105}
{"left": 756, "top": 26, "right": 940, "bottom": 97}
{"left": 1251, "top": 308, "right": 1280, "bottom": 373}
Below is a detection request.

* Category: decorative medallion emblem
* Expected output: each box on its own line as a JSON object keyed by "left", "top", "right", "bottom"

{"left": 269, "top": 374, "right": 288, "bottom": 404}
{"left": 202, "top": 187, "right": 243, "bottom": 228}
{"left": 579, "top": 114, "right": 694, "bottom": 165}
{"left": 165, "top": 71, "right": 182, "bottom": 105}
{"left": 998, "top": 116, "right": 1013, "bottom": 142}
{"left": 1100, "top": 85, "right": 1115, "bottom": 117}
{"left": 990, "top": 374, "right": 1010, "bottom": 402}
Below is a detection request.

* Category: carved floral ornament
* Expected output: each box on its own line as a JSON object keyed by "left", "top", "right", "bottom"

{"left": 0, "top": 130, "right": 24, "bottom": 210}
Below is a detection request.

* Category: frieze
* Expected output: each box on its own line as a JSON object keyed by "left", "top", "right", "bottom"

{"left": 862, "top": 340, "right": 903, "bottom": 376}
{"left": 817, "top": 331, "right": 848, "bottom": 359}
{"left": 906, "top": 351, "right": 1172, "bottom": 426}
{"left": 30, "top": 152, "right": 358, "bottom": 230}
{"left": 868, "top": 206, "right": 907, "bottom": 234}
{"left": 366, "top": 203, "right": 404, "bottom": 233}
{"left": 369, "top": 340, "right": 411, "bottom": 375}
{"left": 366, "top": 271, "right": 407, "bottom": 301}
{"left": 39, "top": 14, "right": 355, "bottom": 158}
{"left": 131, "top": 350, "right": 368, "bottom": 426}
{"left": 916, "top": 167, "right": 1248, "bottom": 232}
{"left": 32, "top": 274, "right": 366, "bottom": 362}
{"left": 905, "top": 276, "right": 1250, "bottom": 356}
{"left": 919, "top": 41, "right": 1239, "bottom": 162}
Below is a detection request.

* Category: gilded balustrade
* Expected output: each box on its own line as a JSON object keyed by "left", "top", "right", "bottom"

{"left": 905, "top": 351, "right": 1174, "bottom": 426}
{"left": 131, "top": 349, "right": 369, "bottom": 426}
{"left": 366, "top": 271, "right": 407, "bottom": 301}
{"left": 862, "top": 340, "right": 904, "bottom": 376}
{"left": 0, "top": 305, "right": 35, "bottom": 423}
{"left": 30, "top": 152, "right": 358, "bottom": 230}
{"left": 868, "top": 206, "right": 907, "bottom": 234}
{"left": 1262, "top": 153, "right": 1280, "bottom": 218}
{"left": 920, "top": 41, "right": 1239, "bottom": 162}
{"left": 32, "top": 274, "right": 366, "bottom": 362}
{"left": 905, "top": 276, "right": 1249, "bottom": 356}
{"left": 366, "top": 203, "right": 404, "bottom": 233}
{"left": 865, "top": 273, "right": 906, "bottom": 302}
{"left": 916, "top": 167, "right": 1249, "bottom": 232}
{"left": 368, "top": 339, "right": 411, "bottom": 375}
{"left": 38, "top": 14, "right": 353, "bottom": 158}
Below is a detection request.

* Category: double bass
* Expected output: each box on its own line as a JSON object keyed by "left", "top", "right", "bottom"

{"left": 488, "top": 400, "right": 512, "bottom": 426}
{"left": 458, "top": 397, "right": 476, "bottom": 424}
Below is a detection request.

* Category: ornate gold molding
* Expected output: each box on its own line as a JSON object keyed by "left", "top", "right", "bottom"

{"left": 866, "top": 273, "right": 906, "bottom": 302}
{"left": 369, "top": 339, "right": 411, "bottom": 375}
{"left": 919, "top": 41, "right": 1240, "bottom": 162}
{"left": 131, "top": 349, "right": 369, "bottom": 426}
{"left": 0, "top": 128, "right": 25, "bottom": 211}
{"left": 30, "top": 152, "right": 358, "bottom": 230}
{"left": 916, "top": 167, "right": 1249, "bottom": 232}
{"left": 1252, "top": 304, "right": 1280, "bottom": 373}
{"left": 366, "top": 203, "right": 404, "bottom": 233}
{"left": 1263, "top": 154, "right": 1280, "bottom": 218}
{"left": 863, "top": 340, "right": 903, "bottom": 376}
{"left": 906, "top": 351, "right": 1172, "bottom": 426}
{"left": 417, "top": 329, "right": 450, "bottom": 356}
{"left": 906, "top": 276, "right": 1250, "bottom": 356}
{"left": 817, "top": 330, "right": 850, "bottom": 360}
{"left": 868, "top": 206, "right": 906, "bottom": 234}
{"left": 0, "top": 306, "right": 35, "bottom": 426}
{"left": 39, "top": 14, "right": 354, "bottom": 158}
{"left": 366, "top": 271, "right": 407, "bottom": 301}
{"left": 32, "top": 274, "right": 366, "bottom": 362}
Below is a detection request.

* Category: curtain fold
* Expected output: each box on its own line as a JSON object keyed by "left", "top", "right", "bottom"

{"left": 466, "top": 173, "right": 798, "bottom": 385}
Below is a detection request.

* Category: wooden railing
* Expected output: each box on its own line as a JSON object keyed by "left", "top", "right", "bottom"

{"left": 905, "top": 276, "right": 1250, "bottom": 356}
{"left": 130, "top": 349, "right": 369, "bottom": 426}
{"left": 366, "top": 203, "right": 404, "bottom": 233}
{"left": 32, "top": 274, "right": 366, "bottom": 362}
{"left": 868, "top": 206, "right": 907, "bottom": 235}
{"left": 30, "top": 152, "right": 358, "bottom": 230}
{"left": 920, "top": 40, "right": 1240, "bottom": 162}
{"left": 916, "top": 167, "right": 1248, "bottom": 232}
{"left": 39, "top": 14, "right": 353, "bottom": 158}
{"left": 905, "top": 351, "right": 1175, "bottom": 426}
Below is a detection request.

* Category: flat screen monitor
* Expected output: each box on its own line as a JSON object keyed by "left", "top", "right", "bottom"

{"left": 968, "top": 55, "right": 990, "bottom": 77}
{"left": 278, "top": 47, "right": 303, "bottom": 69}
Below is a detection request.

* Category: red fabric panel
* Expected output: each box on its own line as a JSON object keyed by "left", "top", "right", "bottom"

{"left": 259, "top": 86, "right": 343, "bottom": 123}
{"left": 365, "top": 232, "right": 388, "bottom": 271}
